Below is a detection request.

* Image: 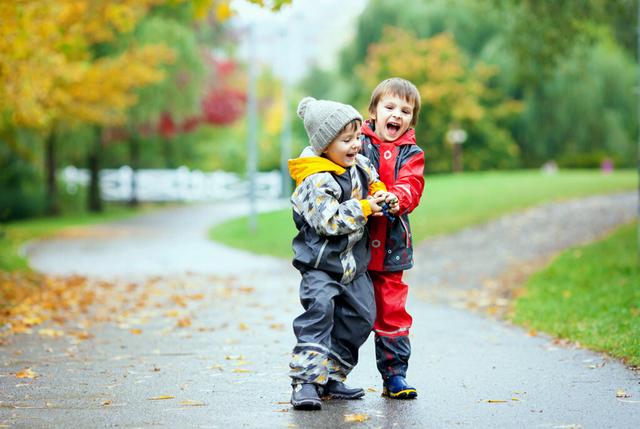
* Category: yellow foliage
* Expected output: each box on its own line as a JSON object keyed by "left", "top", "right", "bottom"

{"left": 0, "top": 0, "right": 171, "bottom": 131}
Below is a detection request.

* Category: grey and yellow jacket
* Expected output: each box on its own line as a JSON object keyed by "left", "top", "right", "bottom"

{"left": 288, "top": 147, "right": 386, "bottom": 284}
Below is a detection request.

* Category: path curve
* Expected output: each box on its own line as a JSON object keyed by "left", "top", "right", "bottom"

{"left": 2, "top": 192, "right": 638, "bottom": 429}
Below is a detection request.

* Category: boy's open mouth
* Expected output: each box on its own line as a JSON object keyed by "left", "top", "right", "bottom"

{"left": 386, "top": 122, "right": 400, "bottom": 135}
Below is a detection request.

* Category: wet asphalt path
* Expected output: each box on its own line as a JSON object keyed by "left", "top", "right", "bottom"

{"left": 1, "top": 193, "right": 639, "bottom": 428}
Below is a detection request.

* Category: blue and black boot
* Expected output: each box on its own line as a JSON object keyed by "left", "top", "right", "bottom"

{"left": 382, "top": 375, "right": 417, "bottom": 399}
{"left": 320, "top": 380, "right": 365, "bottom": 400}
{"left": 291, "top": 383, "right": 322, "bottom": 410}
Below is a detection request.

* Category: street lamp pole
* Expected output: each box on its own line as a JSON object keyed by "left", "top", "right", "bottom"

{"left": 447, "top": 126, "right": 468, "bottom": 173}
{"left": 279, "top": 26, "right": 292, "bottom": 199}
{"left": 247, "top": 23, "right": 259, "bottom": 232}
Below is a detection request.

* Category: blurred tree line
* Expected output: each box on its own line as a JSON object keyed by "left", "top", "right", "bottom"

{"left": 300, "top": 0, "right": 637, "bottom": 174}
{"left": 1, "top": 0, "right": 636, "bottom": 221}
{"left": 0, "top": 0, "right": 289, "bottom": 221}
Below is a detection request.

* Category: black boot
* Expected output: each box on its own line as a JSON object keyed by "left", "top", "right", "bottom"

{"left": 291, "top": 383, "right": 322, "bottom": 410}
{"left": 321, "top": 380, "right": 365, "bottom": 400}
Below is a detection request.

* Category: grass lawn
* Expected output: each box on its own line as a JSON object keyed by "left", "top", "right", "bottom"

{"left": 511, "top": 222, "right": 639, "bottom": 366}
{"left": 209, "top": 169, "right": 636, "bottom": 258}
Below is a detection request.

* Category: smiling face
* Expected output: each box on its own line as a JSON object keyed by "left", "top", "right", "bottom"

{"left": 371, "top": 93, "right": 415, "bottom": 142}
{"left": 323, "top": 121, "right": 362, "bottom": 168}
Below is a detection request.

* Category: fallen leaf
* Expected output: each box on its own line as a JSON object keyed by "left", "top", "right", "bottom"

{"left": 38, "top": 329, "right": 64, "bottom": 338}
{"left": 148, "top": 395, "right": 175, "bottom": 400}
{"left": 367, "top": 387, "right": 378, "bottom": 392}
{"left": 344, "top": 413, "right": 369, "bottom": 422}
{"left": 176, "top": 317, "right": 192, "bottom": 328}
{"left": 273, "top": 408, "right": 289, "bottom": 412}
{"left": 130, "top": 329, "right": 142, "bottom": 335}
{"left": 225, "top": 355, "right": 245, "bottom": 360}
{"left": 102, "top": 400, "right": 112, "bottom": 406}
{"left": 16, "top": 368, "right": 37, "bottom": 379}
{"left": 180, "top": 400, "right": 205, "bottom": 406}
{"left": 238, "top": 323, "right": 248, "bottom": 331}
{"left": 483, "top": 399, "right": 508, "bottom": 403}
{"left": 616, "top": 389, "right": 631, "bottom": 398}
{"left": 269, "top": 323, "right": 285, "bottom": 330}
{"left": 232, "top": 368, "right": 252, "bottom": 373}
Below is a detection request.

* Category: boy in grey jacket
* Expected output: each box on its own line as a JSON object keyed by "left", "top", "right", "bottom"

{"left": 287, "top": 97, "right": 396, "bottom": 410}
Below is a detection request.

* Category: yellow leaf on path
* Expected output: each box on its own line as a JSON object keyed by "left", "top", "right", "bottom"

{"left": 225, "top": 355, "right": 245, "bottom": 360}
{"left": 130, "top": 328, "right": 142, "bottom": 335}
{"left": 616, "top": 389, "right": 631, "bottom": 398}
{"left": 269, "top": 323, "right": 285, "bottom": 330}
{"left": 367, "top": 387, "right": 378, "bottom": 392}
{"left": 102, "top": 400, "right": 112, "bottom": 406}
{"left": 238, "top": 286, "right": 255, "bottom": 293}
{"left": 238, "top": 323, "right": 248, "bottom": 331}
{"left": 149, "top": 395, "right": 175, "bottom": 400}
{"left": 233, "top": 368, "right": 252, "bottom": 373}
{"left": 483, "top": 399, "right": 508, "bottom": 403}
{"left": 16, "top": 368, "right": 37, "bottom": 379}
{"left": 180, "top": 400, "right": 205, "bottom": 406}
{"left": 177, "top": 317, "right": 192, "bottom": 328}
{"left": 344, "top": 413, "right": 369, "bottom": 422}
{"left": 273, "top": 408, "right": 289, "bottom": 412}
{"left": 38, "top": 328, "right": 64, "bottom": 337}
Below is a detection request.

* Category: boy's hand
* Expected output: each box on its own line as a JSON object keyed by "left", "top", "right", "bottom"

{"left": 384, "top": 193, "right": 400, "bottom": 215}
{"left": 367, "top": 195, "right": 386, "bottom": 216}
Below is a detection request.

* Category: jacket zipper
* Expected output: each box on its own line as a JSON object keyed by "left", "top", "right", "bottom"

{"left": 399, "top": 216, "right": 411, "bottom": 248}
{"left": 314, "top": 239, "right": 329, "bottom": 269}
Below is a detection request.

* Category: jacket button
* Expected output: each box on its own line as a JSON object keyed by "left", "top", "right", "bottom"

{"left": 371, "top": 240, "right": 381, "bottom": 248}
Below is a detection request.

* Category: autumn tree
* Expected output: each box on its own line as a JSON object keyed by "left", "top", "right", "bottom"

{"left": 0, "top": 1, "right": 175, "bottom": 214}
{"left": 359, "top": 28, "right": 521, "bottom": 172}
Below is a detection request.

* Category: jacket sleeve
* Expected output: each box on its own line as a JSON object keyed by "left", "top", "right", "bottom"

{"left": 356, "top": 154, "right": 387, "bottom": 195}
{"left": 291, "top": 172, "right": 368, "bottom": 236}
{"left": 388, "top": 151, "right": 425, "bottom": 215}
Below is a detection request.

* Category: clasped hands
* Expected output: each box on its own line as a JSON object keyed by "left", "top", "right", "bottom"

{"left": 368, "top": 191, "right": 399, "bottom": 217}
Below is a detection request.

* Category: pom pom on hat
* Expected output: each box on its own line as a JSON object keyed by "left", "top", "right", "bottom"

{"left": 297, "top": 96, "right": 314, "bottom": 120}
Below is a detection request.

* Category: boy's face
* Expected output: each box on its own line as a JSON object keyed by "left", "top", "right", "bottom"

{"left": 323, "top": 125, "right": 362, "bottom": 168}
{"left": 371, "top": 93, "right": 414, "bottom": 142}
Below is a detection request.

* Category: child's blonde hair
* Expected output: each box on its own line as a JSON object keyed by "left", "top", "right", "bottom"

{"left": 367, "top": 77, "right": 421, "bottom": 127}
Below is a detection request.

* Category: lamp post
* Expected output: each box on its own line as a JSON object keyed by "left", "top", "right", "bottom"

{"left": 447, "top": 126, "right": 467, "bottom": 173}
{"left": 246, "top": 23, "right": 258, "bottom": 232}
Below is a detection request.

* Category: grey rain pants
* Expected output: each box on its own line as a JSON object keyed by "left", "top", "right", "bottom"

{"left": 289, "top": 269, "right": 375, "bottom": 385}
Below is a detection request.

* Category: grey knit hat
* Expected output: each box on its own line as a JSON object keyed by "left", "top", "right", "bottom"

{"left": 297, "top": 97, "right": 363, "bottom": 155}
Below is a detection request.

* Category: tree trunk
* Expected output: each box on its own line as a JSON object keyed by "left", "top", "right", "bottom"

{"left": 45, "top": 130, "right": 60, "bottom": 216}
{"left": 128, "top": 136, "right": 140, "bottom": 207}
{"left": 87, "top": 128, "right": 103, "bottom": 212}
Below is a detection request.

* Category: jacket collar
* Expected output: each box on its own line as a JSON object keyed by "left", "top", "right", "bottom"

{"left": 362, "top": 120, "right": 416, "bottom": 146}
{"left": 288, "top": 146, "right": 346, "bottom": 186}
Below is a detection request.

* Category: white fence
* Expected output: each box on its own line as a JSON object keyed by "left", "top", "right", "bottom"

{"left": 62, "top": 166, "right": 283, "bottom": 202}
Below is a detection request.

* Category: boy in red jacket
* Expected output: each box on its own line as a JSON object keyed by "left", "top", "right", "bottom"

{"left": 360, "top": 77, "right": 425, "bottom": 399}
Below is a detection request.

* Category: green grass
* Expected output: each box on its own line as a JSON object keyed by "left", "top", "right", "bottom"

{"left": 512, "top": 222, "right": 640, "bottom": 366}
{"left": 209, "top": 169, "right": 636, "bottom": 258}
{"left": 0, "top": 206, "right": 141, "bottom": 272}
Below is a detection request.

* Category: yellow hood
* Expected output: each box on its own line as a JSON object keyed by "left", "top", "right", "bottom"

{"left": 288, "top": 155, "right": 346, "bottom": 186}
